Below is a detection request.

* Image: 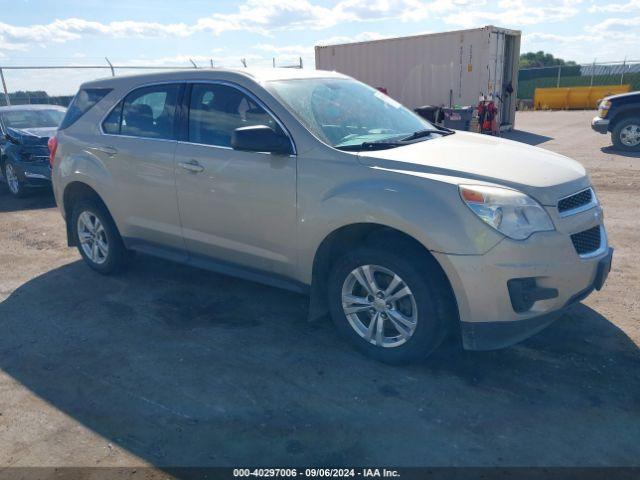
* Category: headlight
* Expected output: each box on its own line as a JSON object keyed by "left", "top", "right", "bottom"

{"left": 598, "top": 100, "right": 611, "bottom": 118}
{"left": 459, "top": 185, "right": 555, "bottom": 240}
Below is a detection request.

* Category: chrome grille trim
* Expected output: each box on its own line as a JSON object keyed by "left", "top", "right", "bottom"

{"left": 558, "top": 187, "right": 598, "bottom": 217}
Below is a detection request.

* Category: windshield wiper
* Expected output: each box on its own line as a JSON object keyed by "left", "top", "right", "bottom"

{"left": 336, "top": 140, "right": 404, "bottom": 152}
{"left": 400, "top": 126, "right": 455, "bottom": 142}
{"left": 336, "top": 125, "right": 456, "bottom": 151}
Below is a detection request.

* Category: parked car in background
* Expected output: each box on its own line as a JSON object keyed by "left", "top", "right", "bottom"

{"left": 51, "top": 69, "right": 612, "bottom": 364}
{"left": 0, "top": 104, "right": 66, "bottom": 197}
{"left": 591, "top": 91, "right": 640, "bottom": 151}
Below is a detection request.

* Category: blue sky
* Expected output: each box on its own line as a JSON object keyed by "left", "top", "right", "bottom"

{"left": 1, "top": 0, "right": 639, "bottom": 94}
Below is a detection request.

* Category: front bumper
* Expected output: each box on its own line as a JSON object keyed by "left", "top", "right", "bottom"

{"left": 12, "top": 161, "right": 51, "bottom": 187}
{"left": 458, "top": 248, "right": 613, "bottom": 350}
{"left": 591, "top": 116, "right": 610, "bottom": 134}
{"left": 433, "top": 208, "right": 611, "bottom": 350}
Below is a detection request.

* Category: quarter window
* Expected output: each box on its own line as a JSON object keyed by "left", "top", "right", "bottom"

{"left": 60, "top": 88, "right": 111, "bottom": 130}
{"left": 103, "top": 84, "right": 180, "bottom": 140}
{"left": 102, "top": 101, "right": 122, "bottom": 135}
{"left": 188, "top": 84, "right": 278, "bottom": 147}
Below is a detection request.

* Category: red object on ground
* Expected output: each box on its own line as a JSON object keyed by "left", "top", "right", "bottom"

{"left": 477, "top": 101, "right": 498, "bottom": 135}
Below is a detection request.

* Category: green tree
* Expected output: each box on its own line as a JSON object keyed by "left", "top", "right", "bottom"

{"left": 519, "top": 51, "right": 578, "bottom": 69}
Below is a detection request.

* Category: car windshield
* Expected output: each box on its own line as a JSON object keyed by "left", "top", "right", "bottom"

{"left": 0, "top": 109, "right": 65, "bottom": 129}
{"left": 266, "top": 78, "right": 437, "bottom": 150}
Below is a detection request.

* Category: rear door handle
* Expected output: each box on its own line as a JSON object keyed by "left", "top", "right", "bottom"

{"left": 91, "top": 145, "right": 118, "bottom": 156}
{"left": 178, "top": 160, "right": 204, "bottom": 173}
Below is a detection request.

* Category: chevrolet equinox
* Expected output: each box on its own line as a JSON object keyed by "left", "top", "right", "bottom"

{"left": 50, "top": 69, "right": 613, "bottom": 364}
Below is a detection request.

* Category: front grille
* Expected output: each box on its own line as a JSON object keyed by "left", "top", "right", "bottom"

{"left": 571, "top": 226, "right": 601, "bottom": 256}
{"left": 558, "top": 188, "right": 593, "bottom": 214}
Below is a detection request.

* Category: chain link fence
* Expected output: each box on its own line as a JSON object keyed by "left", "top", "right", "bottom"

{"left": 3, "top": 58, "right": 636, "bottom": 107}
{"left": 517, "top": 60, "right": 640, "bottom": 100}
{"left": 0, "top": 63, "right": 204, "bottom": 107}
{"left": 0, "top": 56, "right": 304, "bottom": 107}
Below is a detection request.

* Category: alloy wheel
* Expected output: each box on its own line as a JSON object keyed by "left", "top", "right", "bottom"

{"left": 77, "top": 211, "right": 109, "bottom": 265}
{"left": 5, "top": 164, "right": 20, "bottom": 195}
{"left": 341, "top": 264, "right": 418, "bottom": 348}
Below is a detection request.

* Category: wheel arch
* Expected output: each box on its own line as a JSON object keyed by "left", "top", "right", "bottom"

{"left": 609, "top": 108, "right": 640, "bottom": 130}
{"left": 62, "top": 181, "right": 117, "bottom": 247}
{"left": 308, "top": 222, "right": 459, "bottom": 326}
{"left": 1, "top": 145, "right": 20, "bottom": 170}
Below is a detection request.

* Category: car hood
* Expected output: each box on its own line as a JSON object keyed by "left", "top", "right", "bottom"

{"left": 6, "top": 127, "right": 56, "bottom": 145}
{"left": 357, "top": 131, "right": 590, "bottom": 205}
{"left": 605, "top": 91, "right": 640, "bottom": 102}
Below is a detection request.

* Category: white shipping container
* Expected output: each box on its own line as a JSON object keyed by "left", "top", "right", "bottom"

{"left": 315, "top": 25, "right": 521, "bottom": 130}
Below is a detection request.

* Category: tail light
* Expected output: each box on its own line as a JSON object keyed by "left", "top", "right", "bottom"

{"left": 48, "top": 136, "right": 58, "bottom": 168}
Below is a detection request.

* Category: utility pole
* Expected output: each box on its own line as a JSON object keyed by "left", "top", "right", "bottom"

{"left": 105, "top": 57, "right": 115, "bottom": 76}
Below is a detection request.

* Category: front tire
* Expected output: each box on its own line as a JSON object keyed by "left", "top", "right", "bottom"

{"left": 3, "top": 161, "right": 27, "bottom": 198}
{"left": 71, "top": 200, "right": 129, "bottom": 274}
{"left": 612, "top": 117, "right": 640, "bottom": 152}
{"left": 327, "top": 247, "right": 454, "bottom": 364}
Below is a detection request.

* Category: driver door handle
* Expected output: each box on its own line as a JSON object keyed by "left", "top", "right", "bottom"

{"left": 178, "top": 159, "right": 204, "bottom": 173}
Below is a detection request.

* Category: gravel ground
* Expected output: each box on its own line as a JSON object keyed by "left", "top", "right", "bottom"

{"left": 0, "top": 110, "right": 638, "bottom": 470}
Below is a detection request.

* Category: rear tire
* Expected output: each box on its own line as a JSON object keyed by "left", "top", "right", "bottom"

{"left": 71, "top": 200, "right": 129, "bottom": 274}
{"left": 612, "top": 117, "right": 640, "bottom": 152}
{"left": 327, "top": 246, "right": 455, "bottom": 364}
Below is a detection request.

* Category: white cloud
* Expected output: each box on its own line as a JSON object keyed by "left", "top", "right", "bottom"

{"left": 3, "top": 0, "right": 634, "bottom": 65}
{"left": 523, "top": 20, "right": 640, "bottom": 62}
{"left": 196, "top": 0, "right": 340, "bottom": 35}
{"left": 591, "top": 15, "right": 640, "bottom": 32}
{"left": 0, "top": 19, "right": 192, "bottom": 48}
{"left": 0, "top": 0, "right": 507, "bottom": 54}
{"left": 444, "top": 0, "right": 580, "bottom": 27}
{"left": 588, "top": 0, "right": 640, "bottom": 12}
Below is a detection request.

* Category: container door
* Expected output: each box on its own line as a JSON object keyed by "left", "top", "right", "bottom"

{"left": 501, "top": 35, "right": 516, "bottom": 127}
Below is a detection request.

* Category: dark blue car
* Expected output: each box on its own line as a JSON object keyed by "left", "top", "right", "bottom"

{"left": 0, "top": 104, "right": 66, "bottom": 197}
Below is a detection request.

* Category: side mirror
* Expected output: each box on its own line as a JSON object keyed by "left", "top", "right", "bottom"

{"left": 231, "top": 125, "right": 293, "bottom": 155}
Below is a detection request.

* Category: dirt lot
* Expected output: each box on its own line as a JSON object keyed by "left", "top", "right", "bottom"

{"left": 0, "top": 110, "right": 638, "bottom": 469}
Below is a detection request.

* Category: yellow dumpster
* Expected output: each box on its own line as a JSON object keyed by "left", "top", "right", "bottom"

{"left": 534, "top": 85, "right": 631, "bottom": 110}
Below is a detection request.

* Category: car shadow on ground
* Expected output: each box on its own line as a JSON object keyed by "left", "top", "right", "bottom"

{"left": 0, "top": 184, "right": 56, "bottom": 213}
{"left": 600, "top": 146, "right": 640, "bottom": 158}
{"left": 1, "top": 256, "right": 639, "bottom": 467}
{"left": 502, "top": 130, "right": 554, "bottom": 146}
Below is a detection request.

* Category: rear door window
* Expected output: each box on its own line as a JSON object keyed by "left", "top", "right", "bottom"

{"left": 188, "top": 83, "right": 278, "bottom": 147}
{"left": 60, "top": 88, "right": 111, "bottom": 130}
{"left": 118, "top": 84, "right": 180, "bottom": 140}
